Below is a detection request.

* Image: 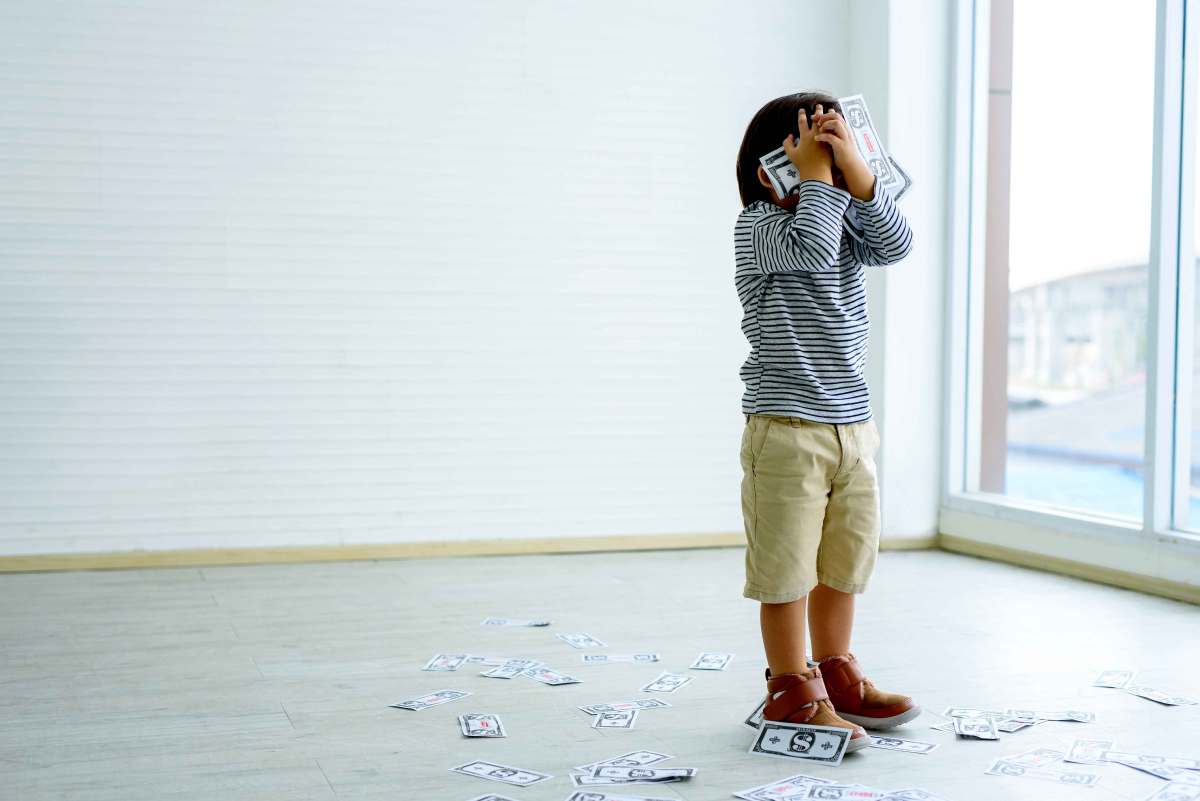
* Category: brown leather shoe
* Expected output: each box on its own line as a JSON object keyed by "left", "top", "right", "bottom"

{"left": 763, "top": 666, "right": 870, "bottom": 752}
{"left": 817, "top": 653, "right": 921, "bottom": 730}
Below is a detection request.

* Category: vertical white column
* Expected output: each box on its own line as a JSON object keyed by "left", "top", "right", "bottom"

{"left": 849, "top": 0, "right": 954, "bottom": 543}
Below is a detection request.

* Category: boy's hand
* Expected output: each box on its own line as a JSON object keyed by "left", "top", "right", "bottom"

{"left": 812, "top": 109, "right": 876, "bottom": 201}
{"left": 782, "top": 105, "right": 833, "bottom": 185}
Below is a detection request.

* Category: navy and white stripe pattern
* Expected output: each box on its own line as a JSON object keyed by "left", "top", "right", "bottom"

{"left": 735, "top": 179, "right": 913, "bottom": 423}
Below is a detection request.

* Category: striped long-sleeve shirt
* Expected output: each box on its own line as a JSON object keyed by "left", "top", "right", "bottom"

{"left": 735, "top": 179, "right": 913, "bottom": 423}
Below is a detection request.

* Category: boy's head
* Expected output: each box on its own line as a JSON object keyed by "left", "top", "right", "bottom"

{"left": 736, "top": 91, "right": 843, "bottom": 207}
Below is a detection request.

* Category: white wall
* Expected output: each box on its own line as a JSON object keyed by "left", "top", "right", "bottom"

{"left": 0, "top": 0, "right": 871, "bottom": 555}
{"left": 852, "top": 0, "right": 953, "bottom": 543}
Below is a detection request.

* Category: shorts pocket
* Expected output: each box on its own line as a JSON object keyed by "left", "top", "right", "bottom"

{"left": 750, "top": 416, "right": 778, "bottom": 467}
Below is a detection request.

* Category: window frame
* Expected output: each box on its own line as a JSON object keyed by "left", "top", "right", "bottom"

{"left": 943, "top": 0, "right": 1200, "bottom": 553}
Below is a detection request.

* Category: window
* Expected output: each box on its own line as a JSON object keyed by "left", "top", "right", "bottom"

{"left": 945, "top": 0, "right": 1200, "bottom": 593}
{"left": 973, "top": 0, "right": 1156, "bottom": 521}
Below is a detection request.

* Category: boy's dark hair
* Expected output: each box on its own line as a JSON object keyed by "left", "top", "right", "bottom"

{"left": 735, "top": 91, "right": 840, "bottom": 207}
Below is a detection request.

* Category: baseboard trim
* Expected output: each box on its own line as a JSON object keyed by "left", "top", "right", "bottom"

{"left": 0, "top": 533, "right": 740, "bottom": 572}
{"left": 880, "top": 535, "right": 940, "bottom": 550}
{"left": 0, "top": 532, "right": 934, "bottom": 573}
{"left": 938, "top": 533, "right": 1200, "bottom": 605}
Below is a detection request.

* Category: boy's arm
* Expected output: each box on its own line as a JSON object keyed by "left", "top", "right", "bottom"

{"left": 846, "top": 177, "right": 913, "bottom": 266}
{"left": 751, "top": 180, "right": 853, "bottom": 274}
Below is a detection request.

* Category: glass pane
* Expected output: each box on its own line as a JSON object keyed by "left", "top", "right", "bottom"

{"left": 1186, "top": 34, "right": 1200, "bottom": 530}
{"left": 976, "top": 1, "right": 1154, "bottom": 520}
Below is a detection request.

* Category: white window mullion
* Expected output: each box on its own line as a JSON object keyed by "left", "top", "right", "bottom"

{"left": 945, "top": 0, "right": 991, "bottom": 501}
{"left": 1146, "top": 0, "right": 1188, "bottom": 535}
{"left": 1172, "top": 1, "right": 1199, "bottom": 532}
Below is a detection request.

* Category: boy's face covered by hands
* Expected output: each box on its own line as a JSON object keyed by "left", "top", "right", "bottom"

{"left": 758, "top": 101, "right": 877, "bottom": 207}
{"left": 809, "top": 105, "right": 868, "bottom": 179}
{"left": 759, "top": 103, "right": 841, "bottom": 208}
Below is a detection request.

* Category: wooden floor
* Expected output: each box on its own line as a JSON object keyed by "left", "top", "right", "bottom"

{"left": 1, "top": 547, "right": 1197, "bottom": 801}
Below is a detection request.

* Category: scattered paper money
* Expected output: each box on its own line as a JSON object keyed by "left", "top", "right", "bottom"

{"left": 985, "top": 758, "right": 1098, "bottom": 786}
{"left": 480, "top": 618, "right": 550, "bottom": 627}
{"left": 390, "top": 688, "right": 469, "bottom": 711}
{"left": 1103, "top": 750, "right": 1200, "bottom": 771}
{"left": 590, "top": 766, "right": 696, "bottom": 783}
{"left": 942, "top": 707, "right": 1007, "bottom": 719}
{"left": 593, "top": 709, "right": 639, "bottom": 730}
{"left": 1064, "top": 738, "right": 1113, "bottom": 765}
{"left": 579, "top": 699, "right": 671, "bottom": 716}
{"left": 995, "top": 717, "right": 1040, "bottom": 733}
{"left": 557, "top": 632, "right": 607, "bottom": 649}
{"left": 880, "top": 791, "right": 953, "bottom": 801}
{"left": 572, "top": 776, "right": 662, "bottom": 788}
{"left": 804, "top": 787, "right": 883, "bottom": 800}
{"left": 450, "top": 760, "right": 552, "bottom": 787}
{"left": 1144, "top": 784, "right": 1200, "bottom": 801}
{"left": 571, "top": 769, "right": 696, "bottom": 787}
{"left": 868, "top": 736, "right": 938, "bottom": 754}
{"left": 575, "top": 751, "right": 673, "bottom": 773}
{"left": 640, "top": 672, "right": 692, "bottom": 693}
{"left": 422, "top": 653, "right": 468, "bottom": 671}
{"left": 464, "top": 794, "right": 521, "bottom": 801}
{"left": 458, "top": 713, "right": 506, "bottom": 738}
{"left": 690, "top": 652, "right": 734, "bottom": 671}
{"left": 952, "top": 716, "right": 999, "bottom": 739}
{"left": 733, "top": 772, "right": 832, "bottom": 801}
{"left": 1113, "top": 761, "right": 1200, "bottom": 783}
{"left": 583, "top": 653, "right": 659, "bottom": 664}
{"left": 1003, "top": 748, "right": 1066, "bottom": 768}
{"left": 744, "top": 698, "right": 767, "bottom": 730}
{"left": 1002, "top": 710, "right": 1039, "bottom": 724}
{"left": 522, "top": 665, "right": 581, "bottom": 686}
{"left": 1123, "top": 684, "right": 1198, "bottom": 706}
{"left": 748, "top": 721, "right": 852, "bottom": 766}
{"left": 1006, "top": 708, "right": 1095, "bottom": 723}
{"left": 1093, "top": 669, "right": 1135, "bottom": 688}
{"left": 464, "top": 655, "right": 526, "bottom": 666}
{"left": 564, "top": 794, "right": 677, "bottom": 801}
{"left": 1158, "top": 769, "right": 1200, "bottom": 786}
{"left": 938, "top": 714, "right": 1035, "bottom": 733}
{"left": 480, "top": 659, "right": 541, "bottom": 679}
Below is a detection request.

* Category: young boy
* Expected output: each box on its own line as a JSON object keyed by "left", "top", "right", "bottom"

{"left": 734, "top": 93, "right": 918, "bottom": 752}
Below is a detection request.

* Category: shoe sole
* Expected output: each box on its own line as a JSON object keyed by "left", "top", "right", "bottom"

{"left": 838, "top": 705, "right": 923, "bottom": 731}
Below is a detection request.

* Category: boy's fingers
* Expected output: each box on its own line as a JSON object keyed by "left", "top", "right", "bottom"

{"left": 798, "top": 109, "right": 809, "bottom": 131}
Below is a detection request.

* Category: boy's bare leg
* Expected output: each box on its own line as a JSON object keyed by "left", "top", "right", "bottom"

{"left": 807, "top": 582, "right": 855, "bottom": 660}
{"left": 760, "top": 597, "right": 809, "bottom": 675}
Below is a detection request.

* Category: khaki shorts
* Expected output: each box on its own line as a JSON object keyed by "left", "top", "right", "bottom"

{"left": 740, "top": 413, "right": 881, "bottom": 603}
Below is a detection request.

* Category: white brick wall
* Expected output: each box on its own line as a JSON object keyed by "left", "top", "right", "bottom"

{"left": 0, "top": 0, "right": 851, "bottom": 554}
